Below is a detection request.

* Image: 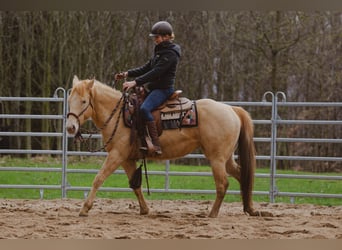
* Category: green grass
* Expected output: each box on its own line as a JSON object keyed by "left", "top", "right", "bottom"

{"left": 0, "top": 156, "right": 341, "bottom": 206}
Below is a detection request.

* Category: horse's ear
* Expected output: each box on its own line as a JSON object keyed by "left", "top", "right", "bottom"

{"left": 86, "top": 79, "right": 95, "bottom": 89}
{"left": 72, "top": 75, "right": 79, "bottom": 86}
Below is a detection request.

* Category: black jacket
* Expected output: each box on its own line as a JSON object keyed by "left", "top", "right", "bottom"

{"left": 127, "top": 41, "right": 181, "bottom": 90}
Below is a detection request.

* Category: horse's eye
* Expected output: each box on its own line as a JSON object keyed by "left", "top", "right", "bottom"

{"left": 82, "top": 100, "right": 87, "bottom": 104}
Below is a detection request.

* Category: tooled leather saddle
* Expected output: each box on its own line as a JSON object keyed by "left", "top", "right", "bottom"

{"left": 123, "top": 86, "right": 198, "bottom": 150}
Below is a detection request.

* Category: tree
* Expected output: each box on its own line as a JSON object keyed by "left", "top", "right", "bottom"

{"left": 0, "top": 11, "right": 341, "bottom": 171}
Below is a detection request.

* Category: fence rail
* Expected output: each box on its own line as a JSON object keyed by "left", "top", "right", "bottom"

{"left": 0, "top": 89, "right": 341, "bottom": 203}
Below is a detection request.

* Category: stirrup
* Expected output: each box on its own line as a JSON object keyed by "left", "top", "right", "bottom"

{"left": 139, "top": 145, "right": 162, "bottom": 155}
{"left": 154, "top": 147, "right": 162, "bottom": 155}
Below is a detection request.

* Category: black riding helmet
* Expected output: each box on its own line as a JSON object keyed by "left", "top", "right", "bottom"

{"left": 149, "top": 21, "right": 173, "bottom": 37}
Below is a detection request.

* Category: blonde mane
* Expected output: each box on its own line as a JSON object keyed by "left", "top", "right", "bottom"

{"left": 92, "top": 80, "right": 122, "bottom": 102}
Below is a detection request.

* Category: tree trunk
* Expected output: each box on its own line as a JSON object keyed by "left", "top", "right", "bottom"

{"left": 13, "top": 14, "right": 24, "bottom": 151}
{"left": 24, "top": 13, "right": 34, "bottom": 158}
{"left": 41, "top": 12, "right": 53, "bottom": 154}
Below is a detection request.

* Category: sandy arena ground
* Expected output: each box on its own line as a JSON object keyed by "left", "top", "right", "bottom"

{"left": 0, "top": 198, "right": 341, "bottom": 239}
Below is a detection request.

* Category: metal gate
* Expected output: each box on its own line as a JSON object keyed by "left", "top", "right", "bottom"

{"left": 0, "top": 89, "right": 341, "bottom": 202}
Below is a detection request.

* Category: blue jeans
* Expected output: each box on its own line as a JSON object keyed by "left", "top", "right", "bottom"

{"left": 140, "top": 87, "right": 174, "bottom": 121}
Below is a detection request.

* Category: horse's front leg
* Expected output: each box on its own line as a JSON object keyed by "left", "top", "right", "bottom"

{"left": 79, "top": 153, "right": 122, "bottom": 217}
{"left": 122, "top": 160, "right": 149, "bottom": 215}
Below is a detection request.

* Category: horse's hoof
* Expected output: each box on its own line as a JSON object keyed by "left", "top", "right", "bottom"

{"left": 140, "top": 209, "right": 149, "bottom": 215}
{"left": 259, "top": 211, "right": 273, "bottom": 217}
{"left": 79, "top": 208, "right": 89, "bottom": 217}
{"left": 208, "top": 212, "right": 218, "bottom": 218}
{"left": 246, "top": 210, "right": 273, "bottom": 217}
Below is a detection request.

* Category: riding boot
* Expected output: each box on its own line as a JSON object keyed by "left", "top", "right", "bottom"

{"left": 140, "top": 120, "right": 162, "bottom": 155}
{"left": 148, "top": 120, "right": 162, "bottom": 155}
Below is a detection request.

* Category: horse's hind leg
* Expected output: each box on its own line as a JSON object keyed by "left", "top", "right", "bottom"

{"left": 208, "top": 159, "right": 229, "bottom": 218}
{"left": 79, "top": 153, "right": 121, "bottom": 217}
{"left": 226, "top": 156, "right": 241, "bottom": 182}
{"left": 226, "top": 156, "right": 257, "bottom": 213}
{"left": 122, "top": 160, "right": 149, "bottom": 215}
{"left": 226, "top": 156, "right": 273, "bottom": 217}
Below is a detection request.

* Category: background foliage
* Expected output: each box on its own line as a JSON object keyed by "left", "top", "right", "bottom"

{"left": 0, "top": 11, "right": 341, "bottom": 171}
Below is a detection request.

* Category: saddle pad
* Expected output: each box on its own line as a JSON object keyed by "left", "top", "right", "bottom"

{"left": 123, "top": 100, "right": 198, "bottom": 130}
{"left": 161, "top": 101, "right": 198, "bottom": 129}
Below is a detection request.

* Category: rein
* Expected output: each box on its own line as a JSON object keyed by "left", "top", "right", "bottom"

{"left": 67, "top": 83, "right": 151, "bottom": 195}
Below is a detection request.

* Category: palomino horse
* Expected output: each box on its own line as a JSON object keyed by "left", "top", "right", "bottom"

{"left": 66, "top": 76, "right": 270, "bottom": 218}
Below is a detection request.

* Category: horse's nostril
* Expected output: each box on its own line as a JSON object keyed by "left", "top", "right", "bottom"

{"left": 67, "top": 125, "right": 76, "bottom": 134}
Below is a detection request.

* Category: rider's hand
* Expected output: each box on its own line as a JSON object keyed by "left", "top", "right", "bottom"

{"left": 114, "top": 72, "right": 127, "bottom": 80}
{"left": 123, "top": 80, "right": 137, "bottom": 91}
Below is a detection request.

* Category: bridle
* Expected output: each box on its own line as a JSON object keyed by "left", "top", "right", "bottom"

{"left": 67, "top": 87, "right": 150, "bottom": 193}
{"left": 67, "top": 99, "right": 94, "bottom": 130}
{"left": 67, "top": 92, "right": 126, "bottom": 152}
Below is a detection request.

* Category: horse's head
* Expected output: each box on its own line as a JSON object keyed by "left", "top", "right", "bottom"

{"left": 66, "top": 75, "right": 95, "bottom": 136}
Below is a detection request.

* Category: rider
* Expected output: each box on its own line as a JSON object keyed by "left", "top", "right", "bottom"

{"left": 115, "top": 21, "right": 181, "bottom": 155}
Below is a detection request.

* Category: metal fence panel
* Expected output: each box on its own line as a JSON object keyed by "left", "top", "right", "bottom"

{"left": 0, "top": 89, "right": 341, "bottom": 202}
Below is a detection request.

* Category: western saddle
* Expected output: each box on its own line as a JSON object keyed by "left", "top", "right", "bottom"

{"left": 123, "top": 86, "right": 195, "bottom": 157}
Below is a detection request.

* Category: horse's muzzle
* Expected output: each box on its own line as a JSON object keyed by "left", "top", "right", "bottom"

{"left": 66, "top": 124, "right": 76, "bottom": 135}
{"left": 66, "top": 118, "right": 79, "bottom": 136}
